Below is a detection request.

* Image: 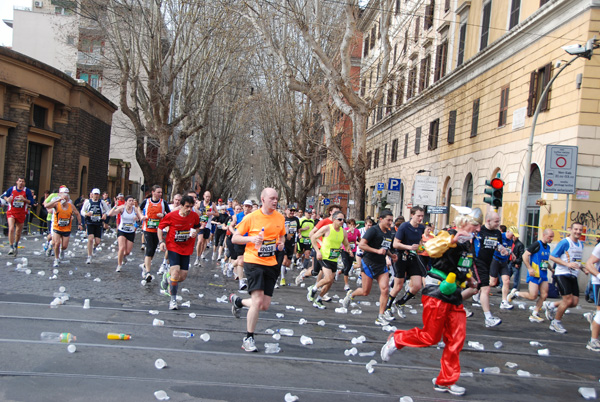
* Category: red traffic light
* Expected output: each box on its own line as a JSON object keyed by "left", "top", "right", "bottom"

{"left": 490, "top": 178, "right": 504, "bottom": 189}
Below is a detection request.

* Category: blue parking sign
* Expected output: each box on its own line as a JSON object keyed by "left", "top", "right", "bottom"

{"left": 388, "top": 178, "right": 401, "bottom": 192}
{"left": 377, "top": 182, "right": 385, "bottom": 191}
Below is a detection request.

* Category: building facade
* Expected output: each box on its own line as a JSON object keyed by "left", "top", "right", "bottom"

{"left": 0, "top": 46, "right": 116, "bottom": 197}
{"left": 361, "top": 0, "right": 600, "bottom": 257}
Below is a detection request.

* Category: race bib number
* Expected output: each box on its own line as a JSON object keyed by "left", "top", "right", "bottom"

{"left": 174, "top": 230, "right": 190, "bottom": 242}
{"left": 91, "top": 214, "right": 101, "bottom": 222}
{"left": 147, "top": 219, "right": 160, "bottom": 229}
{"left": 540, "top": 261, "right": 549, "bottom": 271}
{"left": 328, "top": 248, "right": 341, "bottom": 259}
{"left": 458, "top": 253, "right": 473, "bottom": 268}
{"left": 121, "top": 223, "right": 135, "bottom": 233}
{"left": 13, "top": 200, "right": 24, "bottom": 208}
{"left": 349, "top": 242, "right": 355, "bottom": 249}
{"left": 302, "top": 237, "right": 311, "bottom": 245}
{"left": 483, "top": 237, "right": 498, "bottom": 249}
{"left": 288, "top": 224, "right": 297, "bottom": 234}
{"left": 381, "top": 238, "right": 392, "bottom": 250}
{"left": 58, "top": 218, "right": 70, "bottom": 227}
{"left": 258, "top": 239, "right": 276, "bottom": 257}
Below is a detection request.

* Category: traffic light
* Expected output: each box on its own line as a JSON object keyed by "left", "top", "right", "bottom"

{"left": 484, "top": 176, "right": 504, "bottom": 208}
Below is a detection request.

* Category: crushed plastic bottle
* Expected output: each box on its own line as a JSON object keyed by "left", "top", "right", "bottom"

{"left": 264, "top": 329, "right": 275, "bottom": 335}
{"left": 350, "top": 309, "right": 362, "bottom": 315}
{"left": 351, "top": 335, "right": 366, "bottom": 344}
{"left": 216, "top": 295, "right": 228, "bottom": 303}
{"left": 181, "top": 301, "right": 190, "bottom": 308}
{"left": 344, "top": 347, "right": 358, "bottom": 356}
{"left": 382, "top": 325, "right": 397, "bottom": 332}
{"left": 359, "top": 351, "right": 376, "bottom": 357}
{"left": 468, "top": 341, "right": 484, "bottom": 350}
{"left": 579, "top": 387, "right": 597, "bottom": 400}
{"left": 517, "top": 370, "right": 531, "bottom": 377}
{"left": 276, "top": 313, "right": 285, "bottom": 318}
{"left": 93, "top": 278, "right": 101, "bottom": 282}
{"left": 338, "top": 324, "right": 347, "bottom": 329}
{"left": 200, "top": 333, "right": 210, "bottom": 342}
{"left": 189, "top": 313, "right": 196, "bottom": 318}
{"left": 335, "top": 307, "right": 348, "bottom": 314}
{"left": 155, "top": 358, "right": 166, "bottom": 369}
{"left": 286, "top": 305, "right": 296, "bottom": 310}
{"left": 366, "top": 359, "right": 377, "bottom": 374}
{"left": 153, "top": 319, "right": 165, "bottom": 326}
{"left": 172, "top": 330, "right": 194, "bottom": 338}
{"left": 529, "top": 341, "right": 543, "bottom": 347}
{"left": 299, "top": 318, "right": 307, "bottom": 325}
{"left": 480, "top": 367, "right": 501, "bottom": 374}
{"left": 317, "top": 320, "right": 326, "bottom": 326}
{"left": 38, "top": 271, "right": 45, "bottom": 276}
{"left": 494, "top": 341, "right": 503, "bottom": 349}
{"left": 278, "top": 329, "right": 294, "bottom": 336}
{"left": 264, "top": 342, "right": 281, "bottom": 354}
{"left": 300, "top": 335, "right": 313, "bottom": 345}
{"left": 505, "top": 362, "right": 518, "bottom": 369}
{"left": 295, "top": 308, "right": 303, "bottom": 312}
{"left": 149, "top": 310, "right": 159, "bottom": 315}
{"left": 537, "top": 348, "right": 550, "bottom": 356}
{"left": 154, "top": 390, "right": 170, "bottom": 401}
{"left": 284, "top": 393, "right": 299, "bottom": 402}
{"left": 460, "top": 372, "right": 473, "bottom": 377}
{"left": 40, "top": 332, "right": 76, "bottom": 343}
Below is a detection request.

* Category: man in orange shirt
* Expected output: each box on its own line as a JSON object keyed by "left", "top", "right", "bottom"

{"left": 230, "top": 188, "right": 286, "bottom": 352}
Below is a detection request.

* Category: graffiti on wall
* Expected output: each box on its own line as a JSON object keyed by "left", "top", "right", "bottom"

{"left": 570, "top": 210, "right": 600, "bottom": 230}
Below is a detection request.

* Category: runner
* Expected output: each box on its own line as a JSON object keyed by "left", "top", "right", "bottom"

{"left": 81, "top": 188, "right": 110, "bottom": 264}
{"left": 45, "top": 190, "right": 82, "bottom": 267}
{"left": 108, "top": 195, "right": 144, "bottom": 272}
{"left": 168, "top": 194, "right": 182, "bottom": 211}
{"left": 280, "top": 206, "right": 300, "bottom": 286}
{"left": 2, "top": 177, "right": 35, "bottom": 256}
{"left": 508, "top": 229, "right": 554, "bottom": 322}
{"left": 229, "top": 188, "right": 286, "bottom": 352}
{"left": 380, "top": 210, "right": 481, "bottom": 397}
{"left": 228, "top": 200, "right": 253, "bottom": 290}
{"left": 294, "top": 209, "right": 315, "bottom": 284}
{"left": 490, "top": 226, "right": 515, "bottom": 310}
{"left": 158, "top": 195, "right": 201, "bottom": 310}
{"left": 225, "top": 204, "right": 243, "bottom": 278}
{"left": 194, "top": 191, "right": 217, "bottom": 265}
{"left": 212, "top": 204, "right": 229, "bottom": 261}
{"left": 584, "top": 240, "right": 600, "bottom": 352}
{"left": 308, "top": 211, "right": 353, "bottom": 309}
{"left": 545, "top": 222, "right": 585, "bottom": 333}
{"left": 341, "top": 219, "right": 361, "bottom": 291}
{"left": 139, "top": 185, "right": 171, "bottom": 284}
{"left": 342, "top": 210, "right": 398, "bottom": 326}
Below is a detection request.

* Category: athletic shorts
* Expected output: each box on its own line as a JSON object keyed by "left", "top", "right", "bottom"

{"left": 117, "top": 230, "right": 135, "bottom": 243}
{"left": 226, "top": 236, "right": 240, "bottom": 260}
{"left": 214, "top": 229, "right": 227, "bottom": 247}
{"left": 361, "top": 259, "right": 388, "bottom": 279}
{"left": 284, "top": 239, "right": 296, "bottom": 260}
{"left": 7, "top": 211, "right": 26, "bottom": 224}
{"left": 394, "top": 252, "right": 422, "bottom": 279}
{"left": 53, "top": 230, "right": 71, "bottom": 238}
{"left": 87, "top": 224, "right": 103, "bottom": 239}
{"left": 210, "top": 224, "right": 216, "bottom": 234}
{"left": 592, "top": 284, "right": 600, "bottom": 306}
{"left": 341, "top": 250, "right": 355, "bottom": 275}
{"left": 526, "top": 269, "right": 548, "bottom": 285}
{"left": 201, "top": 227, "right": 211, "bottom": 239}
{"left": 319, "top": 259, "right": 338, "bottom": 271}
{"left": 244, "top": 262, "right": 279, "bottom": 297}
{"left": 297, "top": 239, "right": 312, "bottom": 253}
{"left": 490, "top": 259, "right": 510, "bottom": 278}
{"left": 144, "top": 231, "right": 159, "bottom": 257}
{"left": 554, "top": 274, "right": 579, "bottom": 297}
{"left": 168, "top": 250, "right": 191, "bottom": 271}
{"left": 473, "top": 262, "right": 491, "bottom": 288}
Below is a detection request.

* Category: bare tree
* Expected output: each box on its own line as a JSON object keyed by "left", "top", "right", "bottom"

{"left": 243, "top": 0, "right": 394, "bottom": 217}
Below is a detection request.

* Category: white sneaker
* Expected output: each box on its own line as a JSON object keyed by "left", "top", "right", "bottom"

{"left": 53, "top": 259, "right": 59, "bottom": 267}
{"left": 380, "top": 334, "right": 397, "bottom": 362}
{"left": 543, "top": 301, "right": 557, "bottom": 321}
{"left": 342, "top": 289, "right": 352, "bottom": 308}
{"left": 86, "top": 256, "right": 92, "bottom": 264}
{"left": 529, "top": 313, "right": 544, "bottom": 323}
{"left": 507, "top": 288, "right": 518, "bottom": 303}
{"left": 239, "top": 278, "right": 248, "bottom": 291}
{"left": 383, "top": 309, "right": 395, "bottom": 321}
{"left": 212, "top": 253, "right": 216, "bottom": 261}
{"left": 472, "top": 293, "right": 480, "bottom": 303}
{"left": 116, "top": 265, "right": 122, "bottom": 272}
{"left": 485, "top": 316, "right": 502, "bottom": 327}
{"left": 295, "top": 269, "right": 306, "bottom": 285}
{"left": 433, "top": 378, "right": 466, "bottom": 396}
{"left": 464, "top": 308, "right": 473, "bottom": 318}
{"left": 395, "top": 305, "right": 406, "bottom": 319}
{"left": 321, "top": 293, "right": 331, "bottom": 302}
{"left": 169, "top": 300, "right": 178, "bottom": 310}
{"left": 500, "top": 301, "right": 514, "bottom": 310}
{"left": 242, "top": 336, "right": 258, "bottom": 352}
{"left": 343, "top": 284, "right": 350, "bottom": 291}
{"left": 194, "top": 258, "right": 201, "bottom": 267}
{"left": 375, "top": 314, "right": 390, "bottom": 326}
{"left": 549, "top": 319, "right": 567, "bottom": 333}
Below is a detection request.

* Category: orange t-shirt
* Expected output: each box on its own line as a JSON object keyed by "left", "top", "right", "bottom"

{"left": 235, "top": 209, "right": 286, "bottom": 266}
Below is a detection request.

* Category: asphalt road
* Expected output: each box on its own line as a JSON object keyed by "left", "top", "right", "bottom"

{"left": 0, "top": 231, "right": 598, "bottom": 402}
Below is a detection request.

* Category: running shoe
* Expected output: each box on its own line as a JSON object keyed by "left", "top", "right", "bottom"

{"left": 7, "top": 246, "right": 14, "bottom": 256}
{"left": 53, "top": 259, "right": 59, "bottom": 267}
{"left": 46, "top": 246, "right": 53, "bottom": 257}
{"left": 313, "top": 300, "right": 326, "bottom": 309}
{"left": 343, "top": 284, "right": 350, "bottom": 291}
{"left": 169, "top": 300, "right": 178, "bottom": 310}
{"left": 584, "top": 312, "right": 594, "bottom": 331}
{"left": 116, "top": 265, "right": 122, "bottom": 272}
{"left": 141, "top": 244, "right": 145, "bottom": 250}
{"left": 242, "top": 336, "right": 258, "bottom": 352}
{"left": 226, "top": 264, "right": 234, "bottom": 278}
{"left": 485, "top": 316, "right": 502, "bottom": 327}
{"left": 306, "top": 285, "right": 317, "bottom": 302}
{"left": 432, "top": 378, "right": 465, "bottom": 396}
{"left": 586, "top": 338, "right": 600, "bottom": 352}
{"left": 86, "top": 256, "right": 92, "bottom": 265}
{"left": 549, "top": 320, "right": 567, "bottom": 333}
{"left": 395, "top": 305, "right": 406, "bottom": 319}
{"left": 383, "top": 309, "right": 395, "bottom": 322}
{"left": 342, "top": 289, "right": 353, "bottom": 308}
{"left": 380, "top": 334, "right": 397, "bottom": 362}
{"left": 543, "top": 301, "right": 557, "bottom": 321}
{"left": 529, "top": 313, "right": 544, "bottom": 323}
{"left": 295, "top": 269, "right": 306, "bottom": 285}
{"left": 194, "top": 258, "right": 201, "bottom": 267}
{"left": 472, "top": 292, "right": 480, "bottom": 303}
{"left": 280, "top": 277, "right": 286, "bottom": 286}
{"left": 321, "top": 293, "right": 332, "bottom": 302}
{"left": 375, "top": 314, "right": 390, "bottom": 326}
{"left": 144, "top": 272, "right": 153, "bottom": 284}
{"left": 500, "top": 301, "right": 514, "bottom": 310}
{"left": 507, "top": 288, "right": 518, "bottom": 303}
{"left": 464, "top": 308, "right": 473, "bottom": 318}
{"left": 230, "top": 293, "right": 241, "bottom": 318}
{"left": 239, "top": 278, "right": 248, "bottom": 291}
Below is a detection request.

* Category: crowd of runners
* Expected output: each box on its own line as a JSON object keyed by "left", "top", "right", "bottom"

{"left": 2, "top": 177, "right": 599, "bottom": 397}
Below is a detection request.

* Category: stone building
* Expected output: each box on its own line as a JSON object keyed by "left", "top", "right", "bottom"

{"left": 361, "top": 0, "right": 600, "bottom": 257}
{"left": 0, "top": 46, "right": 116, "bottom": 197}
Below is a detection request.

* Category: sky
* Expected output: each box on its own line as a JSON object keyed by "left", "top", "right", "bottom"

{"left": 1, "top": 0, "right": 35, "bottom": 47}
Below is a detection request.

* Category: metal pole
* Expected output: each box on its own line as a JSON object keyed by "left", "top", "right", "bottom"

{"left": 517, "top": 55, "right": 579, "bottom": 242}
{"left": 563, "top": 195, "right": 570, "bottom": 237}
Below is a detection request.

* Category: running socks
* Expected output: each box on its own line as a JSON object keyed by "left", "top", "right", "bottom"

{"left": 170, "top": 279, "right": 178, "bottom": 300}
{"left": 386, "top": 295, "right": 396, "bottom": 310}
{"left": 246, "top": 332, "right": 254, "bottom": 339}
{"left": 234, "top": 297, "right": 244, "bottom": 309}
{"left": 396, "top": 291, "right": 414, "bottom": 306}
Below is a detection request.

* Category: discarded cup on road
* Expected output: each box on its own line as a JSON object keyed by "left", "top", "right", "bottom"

{"left": 300, "top": 335, "right": 313, "bottom": 345}
{"left": 188, "top": 313, "right": 196, "bottom": 318}
{"left": 276, "top": 313, "right": 285, "bottom": 318}
{"left": 505, "top": 362, "right": 518, "bottom": 369}
{"left": 181, "top": 301, "right": 190, "bottom": 307}
{"left": 468, "top": 341, "right": 484, "bottom": 350}
{"left": 155, "top": 359, "right": 166, "bottom": 369}
{"left": 153, "top": 319, "right": 165, "bottom": 326}
{"left": 317, "top": 320, "right": 326, "bottom": 326}
{"left": 399, "top": 397, "right": 414, "bottom": 402}
{"left": 83, "top": 299, "right": 90, "bottom": 309}
{"left": 517, "top": 370, "right": 531, "bottom": 377}
{"left": 67, "top": 344, "right": 77, "bottom": 353}
{"left": 366, "top": 359, "right": 377, "bottom": 374}
{"left": 284, "top": 393, "right": 299, "bottom": 402}
{"left": 538, "top": 348, "right": 550, "bottom": 356}
{"left": 344, "top": 347, "right": 358, "bottom": 356}
{"left": 278, "top": 329, "right": 294, "bottom": 336}
{"left": 154, "top": 390, "right": 170, "bottom": 401}
{"left": 298, "top": 318, "right": 307, "bottom": 325}
{"left": 351, "top": 335, "right": 366, "bottom": 344}
{"left": 579, "top": 387, "right": 597, "bottom": 400}
{"left": 494, "top": 341, "right": 503, "bottom": 349}
{"left": 200, "top": 333, "right": 210, "bottom": 342}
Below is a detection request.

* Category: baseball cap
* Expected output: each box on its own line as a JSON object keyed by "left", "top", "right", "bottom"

{"left": 59, "top": 186, "right": 69, "bottom": 194}
{"left": 91, "top": 188, "right": 101, "bottom": 195}
{"left": 218, "top": 198, "right": 223, "bottom": 202}
{"left": 289, "top": 206, "right": 297, "bottom": 211}
{"left": 305, "top": 208, "right": 312, "bottom": 213}
{"left": 117, "top": 193, "right": 124, "bottom": 198}
{"left": 243, "top": 199, "right": 253, "bottom": 206}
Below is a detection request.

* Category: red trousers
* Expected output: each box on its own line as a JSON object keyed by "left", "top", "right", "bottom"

{"left": 393, "top": 294, "right": 466, "bottom": 386}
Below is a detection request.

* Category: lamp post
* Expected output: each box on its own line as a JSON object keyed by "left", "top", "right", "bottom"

{"left": 517, "top": 38, "right": 598, "bottom": 241}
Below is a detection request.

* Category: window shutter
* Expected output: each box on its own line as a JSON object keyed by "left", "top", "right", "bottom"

{"left": 448, "top": 110, "right": 456, "bottom": 144}
{"left": 540, "top": 63, "right": 552, "bottom": 111}
{"left": 415, "top": 127, "right": 421, "bottom": 154}
{"left": 527, "top": 71, "right": 537, "bottom": 116}
{"left": 471, "top": 99, "right": 480, "bottom": 137}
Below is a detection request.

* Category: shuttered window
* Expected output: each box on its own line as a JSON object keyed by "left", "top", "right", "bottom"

{"left": 471, "top": 99, "right": 480, "bottom": 137}
{"left": 448, "top": 110, "right": 457, "bottom": 144}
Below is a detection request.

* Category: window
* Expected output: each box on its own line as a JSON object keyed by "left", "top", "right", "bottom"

{"left": 407, "top": 67, "right": 417, "bottom": 99}
{"left": 471, "top": 99, "right": 480, "bottom": 137}
{"left": 425, "top": 1, "right": 435, "bottom": 30}
{"left": 396, "top": 77, "right": 405, "bottom": 106}
{"left": 376, "top": 97, "right": 384, "bottom": 121}
{"left": 386, "top": 86, "right": 394, "bottom": 114}
{"left": 391, "top": 138, "right": 399, "bottom": 162}
{"left": 78, "top": 72, "right": 102, "bottom": 90}
{"left": 404, "top": 134, "right": 408, "bottom": 158}
{"left": 457, "top": 23, "right": 467, "bottom": 66}
{"left": 367, "top": 151, "right": 372, "bottom": 170}
{"left": 395, "top": 0, "right": 401, "bottom": 15}
{"left": 498, "top": 85, "right": 509, "bottom": 127}
{"left": 448, "top": 110, "right": 457, "bottom": 144}
{"left": 428, "top": 118, "right": 439, "bottom": 150}
{"left": 403, "top": 30, "right": 408, "bottom": 54}
{"left": 419, "top": 54, "right": 431, "bottom": 92}
{"left": 527, "top": 63, "right": 552, "bottom": 116}
{"left": 32, "top": 105, "right": 47, "bottom": 129}
{"left": 480, "top": 1, "right": 492, "bottom": 51}
{"left": 415, "top": 127, "right": 421, "bottom": 154}
{"left": 540, "top": 0, "right": 550, "bottom": 6}
{"left": 509, "top": 0, "right": 520, "bottom": 29}
{"left": 434, "top": 40, "right": 448, "bottom": 82}
{"left": 415, "top": 17, "right": 420, "bottom": 42}
{"left": 374, "top": 148, "right": 380, "bottom": 168}
{"left": 364, "top": 36, "right": 370, "bottom": 57}
{"left": 463, "top": 174, "right": 474, "bottom": 208}
{"left": 383, "top": 144, "right": 387, "bottom": 166}
{"left": 445, "top": 0, "right": 451, "bottom": 12}
{"left": 360, "top": 79, "right": 366, "bottom": 97}
{"left": 370, "top": 26, "right": 376, "bottom": 49}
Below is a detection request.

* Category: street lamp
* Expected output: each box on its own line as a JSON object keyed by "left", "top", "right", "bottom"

{"left": 518, "top": 37, "right": 598, "bottom": 242}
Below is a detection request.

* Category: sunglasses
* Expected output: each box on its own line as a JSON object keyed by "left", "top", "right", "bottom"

{"left": 336, "top": 218, "right": 344, "bottom": 221}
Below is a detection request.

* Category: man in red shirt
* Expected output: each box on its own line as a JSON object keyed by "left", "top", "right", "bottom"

{"left": 2, "top": 177, "right": 34, "bottom": 256}
{"left": 158, "top": 195, "right": 202, "bottom": 310}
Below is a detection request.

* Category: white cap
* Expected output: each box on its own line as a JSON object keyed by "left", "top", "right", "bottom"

{"left": 243, "top": 199, "right": 253, "bottom": 206}
{"left": 91, "top": 188, "right": 101, "bottom": 195}
{"left": 59, "top": 187, "right": 69, "bottom": 194}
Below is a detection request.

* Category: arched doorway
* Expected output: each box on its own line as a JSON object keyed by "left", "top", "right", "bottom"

{"left": 463, "top": 173, "right": 473, "bottom": 208}
{"left": 525, "top": 165, "right": 542, "bottom": 246}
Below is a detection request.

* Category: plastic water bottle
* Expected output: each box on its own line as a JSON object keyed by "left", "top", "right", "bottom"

{"left": 40, "top": 332, "right": 76, "bottom": 343}
{"left": 173, "top": 330, "right": 194, "bottom": 338}
{"left": 480, "top": 367, "right": 501, "bottom": 374}
{"left": 256, "top": 227, "right": 265, "bottom": 250}
{"left": 107, "top": 333, "right": 131, "bottom": 340}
